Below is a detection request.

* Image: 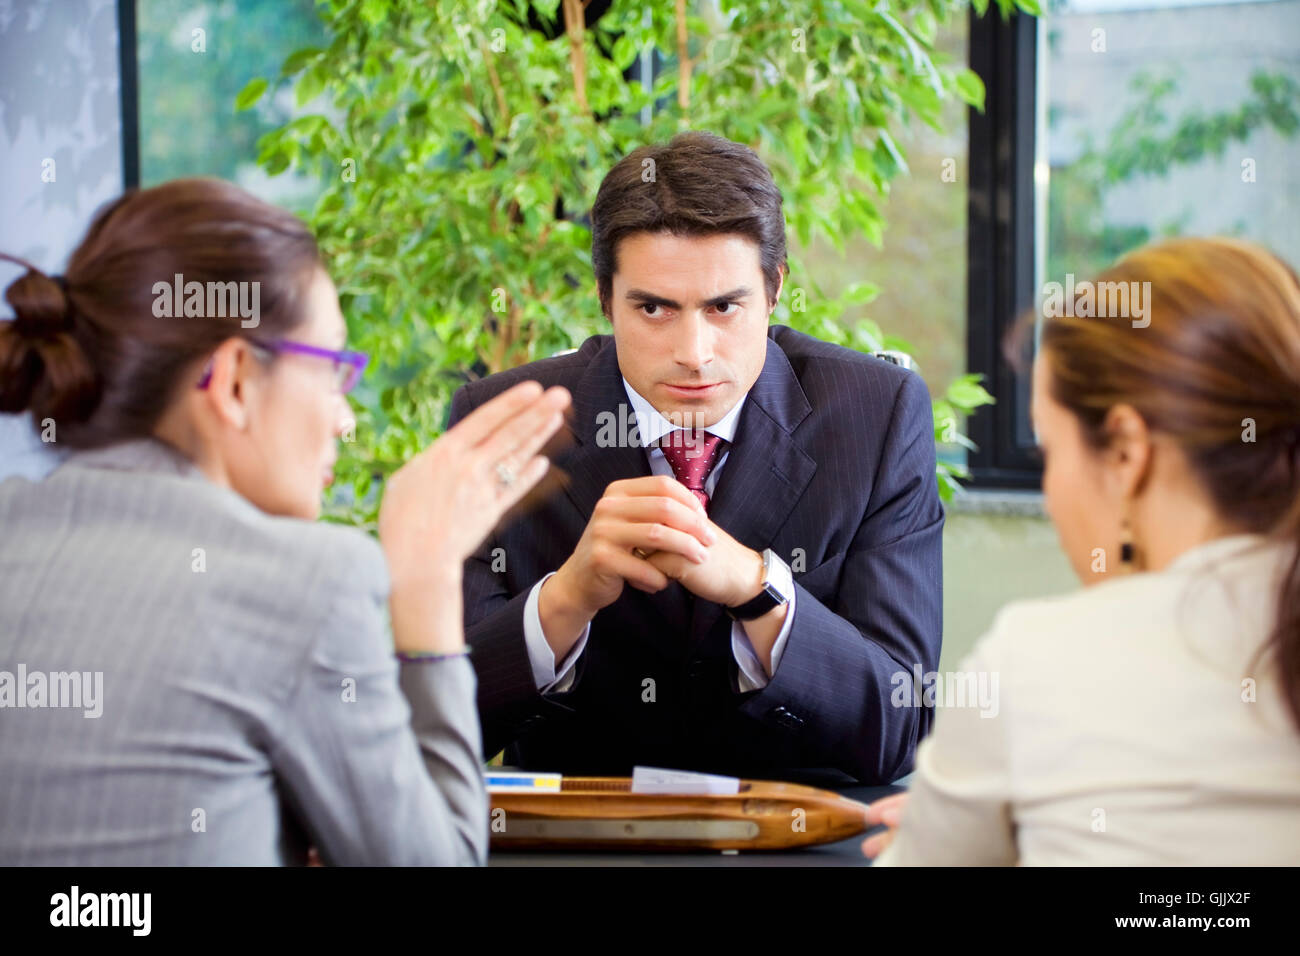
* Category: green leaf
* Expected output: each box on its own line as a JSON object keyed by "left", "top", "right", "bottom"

{"left": 235, "top": 77, "right": 268, "bottom": 111}
{"left": 873, "top": 130, "right": 908, "bottom": 179}
{"left": 611, "top": 33, "right": 642, "bottom": 71}
{"left": 842, "top": 281, "right": 882, "bottom": 305}
{"left": 360, "top": 0, "right": 388, "bottom": 27}
{"left": 946, "top": 375, "right": 996, "bottom": 409}
{"left": 281, "top": 46, "right": 325, "bottom": 77}
{"left": 296, "top": 65, "right": 327, "bottom": 107}
{"left": 955, "top": 68, "right": 986, "bottom": 112}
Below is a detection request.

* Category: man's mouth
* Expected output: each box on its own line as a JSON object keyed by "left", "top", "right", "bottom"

{"left": 663, "top": 382, "right": 723, "bottom": 396}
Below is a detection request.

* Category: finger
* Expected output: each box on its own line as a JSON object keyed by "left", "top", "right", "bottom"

{"left": 863, "top": 792, "right": 910, "bottom": 824}
{"left": 607, "top": 474, "right": 706, "bottom": 516}
{"left": 861, "top": 829, "right": 895, "bottom": 859}
{"left": 593, "top": 545, "right": 672, "bottom": 593}
{"left": 445, "top": 380, "right": 546, "bottom": 449}
{"left": 865, "top": 792, "right": 909, "bottom": 814}
{"left": 594, "top": 495, "right": 716, "bottom": 546}
{"left": 477, "top": 386, "right": 571, "bottom": 465}
{"left": 600, "top": 523, "right": 708, "bottom": 564}
{"left": 646, "top": 550, "right": 695, "bottom": 581}
{"left": 491, "top": 455, "right": 552, "bottom": 513}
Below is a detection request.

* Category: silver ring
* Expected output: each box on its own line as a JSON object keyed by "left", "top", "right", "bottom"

{"left": 494, "top": 461, "right": 516, "bottom": 488}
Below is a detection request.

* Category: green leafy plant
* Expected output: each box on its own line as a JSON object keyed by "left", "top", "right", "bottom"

{"left": 240, "top": 0, "right": 1027, "bottom": 526}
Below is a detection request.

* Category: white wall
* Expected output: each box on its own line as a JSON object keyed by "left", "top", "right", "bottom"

{"left": 0, "top": 0, "right": 125, "bottom": 477}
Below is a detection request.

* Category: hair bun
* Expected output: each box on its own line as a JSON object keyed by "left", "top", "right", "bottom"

{"left": 1, "top": 259, "right": 98, "bottom": 422}
{"left": 5, "top": 268, "right": 73, "bottom": 339}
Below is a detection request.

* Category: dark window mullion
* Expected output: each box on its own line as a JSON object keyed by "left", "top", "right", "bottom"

{"left": 118, "top": 0, "right": 140, "bottom": 190}
{"left": 966, "top": 7, "right": 1040, "bottom": 489}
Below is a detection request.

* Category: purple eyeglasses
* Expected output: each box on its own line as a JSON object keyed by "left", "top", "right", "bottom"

{"left": 197, "top": 339, "right": 369, "bottom": 394}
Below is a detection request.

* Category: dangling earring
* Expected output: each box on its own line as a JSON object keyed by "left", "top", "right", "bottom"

{"left": 1119, "top": 514, "right": 1136, "bottom": 572}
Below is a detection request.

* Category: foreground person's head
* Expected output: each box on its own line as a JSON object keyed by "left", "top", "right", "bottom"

{"left": 1018, "top": 236, "right": 1300, "bottom": 726}
{"left": 1, "top": 178, "right": 358, "bottom": 519}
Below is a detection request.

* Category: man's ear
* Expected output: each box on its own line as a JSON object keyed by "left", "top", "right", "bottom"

{"left": 769, "top": 268, "right": 786, "bottom": 314}
{"left": 200, "top": 337, "right": 258, "bottom": 430}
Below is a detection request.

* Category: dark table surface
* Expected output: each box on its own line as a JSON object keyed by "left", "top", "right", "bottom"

{"left": 487, "top": 769, "right": 906, "bottom": 867}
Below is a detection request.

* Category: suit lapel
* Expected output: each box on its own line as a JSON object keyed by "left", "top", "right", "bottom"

{"left": 690, "top": 334, "right": 817, "bottom": 646}
{"left": 560, "top": 339, "right": 694, "bottom": 637}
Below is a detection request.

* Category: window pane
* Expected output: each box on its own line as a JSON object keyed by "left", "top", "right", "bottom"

{"left": 136, "top": 0, "right": 328, "bottom": 207}
{"left": 796, "top": 15, "right": 970, "bottom": 471}
{"left": 1040, "top": 0, "right": 1300, "bottom": 288}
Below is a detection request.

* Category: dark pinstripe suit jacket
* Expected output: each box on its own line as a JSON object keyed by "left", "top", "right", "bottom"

{"left": 451, "top": 325, "right": 944, "bottom": 783}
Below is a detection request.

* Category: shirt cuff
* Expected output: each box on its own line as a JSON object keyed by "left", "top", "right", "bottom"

{"left": 523, "top": 571, "right": 590, "bottom": 693}
{"left": 731, "top": 554, "right": 796, "bottom": 692}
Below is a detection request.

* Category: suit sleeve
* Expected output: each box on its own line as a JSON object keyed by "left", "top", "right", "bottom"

{"left": 265, "top": 541, "right": 488, "bottom": 865}
{"left": 736, "top": 370, "right": 945, "bottom": 783}
{"left": 448, "top": 383, "right": 579, "bottom": 759}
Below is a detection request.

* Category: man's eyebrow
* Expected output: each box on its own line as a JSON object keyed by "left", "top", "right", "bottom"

{"left": 702, "top": 286, "right": 753, "bottom": 308}
{"left": 624, "top": 286, "right": 754, "bottom": 309}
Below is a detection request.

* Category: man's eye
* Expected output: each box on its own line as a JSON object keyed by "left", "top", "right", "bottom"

{"left": 714, "top": 301, "right": 738, "bottom": 316}
{"left": 640, "top": 303, "right": 663, "bottom": 317}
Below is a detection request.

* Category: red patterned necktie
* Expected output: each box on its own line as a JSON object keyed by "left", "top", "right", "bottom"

{"left": 656, "top": 430, "right": 728, "bottom": 511}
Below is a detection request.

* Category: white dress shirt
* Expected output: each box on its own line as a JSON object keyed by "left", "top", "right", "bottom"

{"left": 875, "top": 533, "right": 1300, "bottom": 866}
{"left": 522, "top": 378, "right": 796, "bottom": 695}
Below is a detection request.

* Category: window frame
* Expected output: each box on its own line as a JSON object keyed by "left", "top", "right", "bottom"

{"left": 119, "top": 0, "right": 140, "bottom": 189}
{"left": 965, "top": 7, "right": 1042, "bottom": 489}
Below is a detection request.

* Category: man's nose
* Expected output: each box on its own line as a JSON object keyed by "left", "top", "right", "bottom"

{"left": 675, "top": 312, "right": 713, "bottom": 369}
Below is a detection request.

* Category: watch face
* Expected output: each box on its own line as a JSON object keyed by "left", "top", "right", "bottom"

{"left": 760, "top": 549, "right": 792, "bottom": 603}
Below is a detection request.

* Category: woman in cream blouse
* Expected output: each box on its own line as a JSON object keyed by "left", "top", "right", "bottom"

{"left": 868, "top": 237, "right": 1300, "bottom": 866}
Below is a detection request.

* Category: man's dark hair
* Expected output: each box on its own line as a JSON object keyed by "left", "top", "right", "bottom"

{"left": 590, "top": 130, "right": 788, "bottom": 318}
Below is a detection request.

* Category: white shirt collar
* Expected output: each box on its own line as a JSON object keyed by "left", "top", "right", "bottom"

{"left": 620, "top": 377, "right": 746, "bottom": 447}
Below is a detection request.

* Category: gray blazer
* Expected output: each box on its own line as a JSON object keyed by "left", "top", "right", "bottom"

{"left": 0, "top": 437, "right": 487, "bottom": 865}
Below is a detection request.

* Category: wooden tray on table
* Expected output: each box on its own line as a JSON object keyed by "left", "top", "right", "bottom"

{"left": 488, "top": 776, "right": 871, "bottom": 851}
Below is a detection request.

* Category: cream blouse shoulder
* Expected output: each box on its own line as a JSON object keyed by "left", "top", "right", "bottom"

{"left": 875, "top": 534, "right": 1300, "bottom": 866}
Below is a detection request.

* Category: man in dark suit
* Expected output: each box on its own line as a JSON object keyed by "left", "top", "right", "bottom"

{"left": 449, "top": 131, "right": 943, "bottom": 784}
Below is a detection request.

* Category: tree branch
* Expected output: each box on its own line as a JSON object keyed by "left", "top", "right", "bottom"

{"left": 676, "top": 0, "right": 691, "bottom": 112}
{"left": 481, "top": 40, "right": 510, "bottom": 129}
{"left": 563, "top": 0, "right": 589, "bottom": 114}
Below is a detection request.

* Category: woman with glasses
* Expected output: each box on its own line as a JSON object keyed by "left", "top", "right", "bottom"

{"left": 0, "top": 177, "right": 570, "bottom": 865}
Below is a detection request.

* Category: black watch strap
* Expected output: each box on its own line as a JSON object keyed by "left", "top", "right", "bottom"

{"left": 725, "top": 549, "right": 790, "bottom": 621}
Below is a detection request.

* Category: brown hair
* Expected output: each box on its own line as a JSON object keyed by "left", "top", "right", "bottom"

{"left": 1009, "top": 237, "right": 1300, "bottom": 731}
{"left": 590, "top": 130, "right": 787, "bottom": 318}
{"left": 0, "top": 177, "right": 321, "bottom": 448}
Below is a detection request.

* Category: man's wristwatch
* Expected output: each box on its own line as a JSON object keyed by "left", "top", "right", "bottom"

{"left": 725, "top": 548, "right": 792, "bottom": 621}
